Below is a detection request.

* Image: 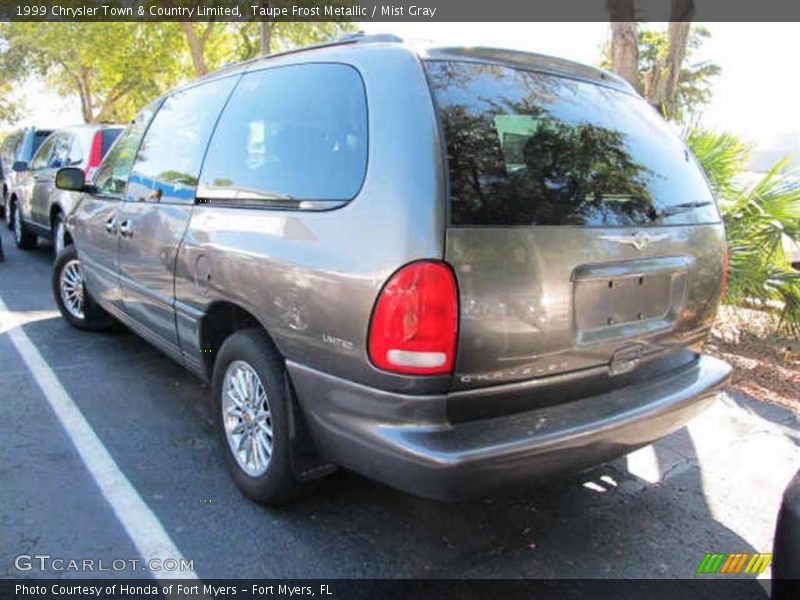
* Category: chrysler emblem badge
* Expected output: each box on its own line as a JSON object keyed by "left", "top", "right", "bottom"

{"left": 598, "top": 233, "right": 669, "bottom": 251}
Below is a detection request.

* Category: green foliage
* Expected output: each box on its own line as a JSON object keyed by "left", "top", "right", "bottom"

{"left": 687, "top": 128, "right": 800, "bottom": 332}
{"left": 684, "top": 128, "right": 752, "bottom": 200}
{"left": 245, "top": 21, "right": 355, "bottom": 57}
{"left": 0, "top": 19, "right": 355, "bottom": 124}
{"left": 638, "top": 26, "right": 720, "bottom": 120}
{"left": 0, "top": 22, "right": 186, "bottom": 123}
{"left": 0, "top": 84, "right": 23, "bottom": 125}
{"left": 0, "top": 32, "right": 26, "bottom": 124}
{"left": 601, "top": 25, "right": 721, "bottom": 122}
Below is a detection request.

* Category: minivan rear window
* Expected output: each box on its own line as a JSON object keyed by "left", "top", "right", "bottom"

{"left": 426, "top": 61, "right": 719, "bottom": 227}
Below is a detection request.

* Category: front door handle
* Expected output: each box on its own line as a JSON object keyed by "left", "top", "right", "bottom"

{"left": 105, "top": 216, "right": 117, "bottom": 234}
{"left": 119, "top": 220, "right": 133, "bottom": 238}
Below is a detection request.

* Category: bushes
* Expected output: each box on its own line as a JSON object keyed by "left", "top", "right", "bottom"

{"left": 686, "top": 128, "right": 800, "bottom": 333}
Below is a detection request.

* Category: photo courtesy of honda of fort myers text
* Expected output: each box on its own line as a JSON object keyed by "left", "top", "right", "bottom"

{"left": 0, "top": 1, "right": 799, "bottom": 600}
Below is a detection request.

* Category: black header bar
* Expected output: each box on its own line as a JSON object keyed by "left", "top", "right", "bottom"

{"left": 0, "top": 0, "right": 798, "bottom": 22}
{"left": 0, "top": 579, "right": 769, "bottom": 600}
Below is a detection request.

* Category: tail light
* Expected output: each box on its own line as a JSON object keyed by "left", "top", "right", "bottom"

{"left": 368, "top": 261, "right": 458, "bottom": 375}
{"left": 85, "top": 131, "right": 104, "bottom": 179}
{"left": 720, "top": 247, "right": 729, "bottom": 299}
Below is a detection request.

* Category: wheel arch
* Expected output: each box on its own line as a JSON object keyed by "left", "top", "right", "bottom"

{"left": 198, "top": 300, "right": 330, "bottom": 480}
{"left": 198, "top": 301, "right": 274, "bottom": 380}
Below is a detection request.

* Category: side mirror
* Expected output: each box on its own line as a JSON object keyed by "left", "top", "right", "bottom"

{"left": 55, "top": 167, "right": 87, "bottom": 192}
{"left": 12, "top": 161, "right": 28, "bottom": 172}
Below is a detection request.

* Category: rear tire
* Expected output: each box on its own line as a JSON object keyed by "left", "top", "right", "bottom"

{"left": 213, "top": 328, "right": 300, "bottom": 505}
{"left": 4, "top": 198, "right": 12, "bottom": 230}
{"left": 52, "top": 245, "right": 114, "bottom": 331}
{"left": 12, "top": 201, "right": 36, "bottom": 250}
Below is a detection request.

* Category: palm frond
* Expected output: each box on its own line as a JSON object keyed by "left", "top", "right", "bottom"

{"left": 687, "top": 129, "right": 800, "bottom": 333}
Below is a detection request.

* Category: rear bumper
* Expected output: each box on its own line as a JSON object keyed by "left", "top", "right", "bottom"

{"left": 287, "top": 355, "right": 731, "bottom": 500}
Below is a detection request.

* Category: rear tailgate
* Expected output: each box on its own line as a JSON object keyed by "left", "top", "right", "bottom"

{"left": 425, "top": 57, "right": 726, "bottom": 398}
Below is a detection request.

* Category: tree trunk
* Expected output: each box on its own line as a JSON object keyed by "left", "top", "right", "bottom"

{"left": 178, "top": 22, "right": 208, "bottom": 76}
{"left": 78, "top": 67, "right": 94, "bottom": 123}
{"left": 260, "top": 21, "right": 271, "bottom": 55}
{"left": 606, "top": 0, "right": 639, "bottom": 92}
{"left": 643, "top": 0, "right": 695, "bottom": 117}
{"left": 644, "top": 22, "right": 691, "bottom": 116}
{"left": 610, "top": 21, "right": 640, "bottom": 91}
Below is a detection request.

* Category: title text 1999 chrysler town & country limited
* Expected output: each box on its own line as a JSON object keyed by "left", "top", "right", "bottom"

{"left": 51, "top": 34, "right": 732, "bottom": 503}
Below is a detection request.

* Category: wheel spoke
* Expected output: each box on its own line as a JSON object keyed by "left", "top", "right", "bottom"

{"left": 252, "top": 435, "right": 265, "bottom": 468}
{"left": 237, "top": 369, "right": 250, "bottom": 404}
{"left": 226, "top": 404, "right": 244, "bottom": 418}
{"left": 226, "top": 386, "right": 245, "bottom": 409}
{"left": 232, "top": 371, "right": 248, "bottom": 406}
{"left": 247, "top": 434, "right": 258, "bottom": 466}
{"left": 256, "top": 419, "right": 272, "bottom": 439}
{"left": 256, "top": 430, "right": 272, "bottom": 457}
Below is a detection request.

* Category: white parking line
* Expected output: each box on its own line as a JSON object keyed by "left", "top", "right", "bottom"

{"left": 0, "top": 297, "right": 198, "bottom": 580}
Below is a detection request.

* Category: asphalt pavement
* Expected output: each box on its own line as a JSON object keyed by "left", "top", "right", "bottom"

{"left": 0, "top": 225, "right": 797, "bottom": 588}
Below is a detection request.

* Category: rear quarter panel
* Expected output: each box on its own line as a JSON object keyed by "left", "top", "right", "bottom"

{"left": 174, "top": 45, "right": 448, "bottom": 393}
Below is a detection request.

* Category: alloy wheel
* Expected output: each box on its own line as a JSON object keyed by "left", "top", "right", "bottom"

{"left": 222, "top": 360, "right": 273, "bottom": 477}
{"left": 59, "top": 259, "right": 85, "bottom": 320}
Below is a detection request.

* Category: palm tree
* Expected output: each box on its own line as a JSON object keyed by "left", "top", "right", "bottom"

{"left": 686, "top": 128, "right": 800, "bottom": 333}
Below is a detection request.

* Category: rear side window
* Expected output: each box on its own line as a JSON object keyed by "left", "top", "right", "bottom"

{"left": 426, "top": 61, "right": 719, "bottom": 227}
{"left": 94, "top": 103, "right": 160, "bottom": 197}
{"left": 199, "top": 63, "right": 367, "bottom": 205}
{"left": 127, "top": 76, "right": 237, "bottom": 204}
{"left": 29, "top": 135, "right": 55, "bottom": 170}
{"left": 66, "top": 132, "right": 84, "bottom": 166}
{"left": 32, "top": 131, "right": 51, "bottom": 156}
{"left": 49, "top": 134, "right": 71, "bottom": 169}
{"left": 101, "top": 129, "right": 122, "bottom": 156}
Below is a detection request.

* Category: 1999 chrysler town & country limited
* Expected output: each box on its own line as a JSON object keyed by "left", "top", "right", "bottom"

{"left": 52, "top": 34, "right": 732, "bottom": 503}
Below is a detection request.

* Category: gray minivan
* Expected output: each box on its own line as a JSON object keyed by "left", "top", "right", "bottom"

{"left": 10, "top": 124, "right": 122, "bottom": 254}
{"left": 52, "top": 35, "right": 731, "bottom": 504}
{"left": 1, "top": 126, "right": 54, "bottom": 225}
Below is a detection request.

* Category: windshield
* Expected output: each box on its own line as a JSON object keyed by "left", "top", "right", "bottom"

{"left": 426, "top": 60, "right": 720, "bottom": 227}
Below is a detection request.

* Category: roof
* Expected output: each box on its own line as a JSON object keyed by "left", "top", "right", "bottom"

{"left": 194, "top": 32, "right": 636, "bottom": 96}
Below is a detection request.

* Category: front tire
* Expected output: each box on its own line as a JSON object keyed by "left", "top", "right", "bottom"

{"left": 52, "top": 212, "right": 67, "bottom": 257}
{"left": 52, "top": 245, "right": 114, "bottom": 331}
{"left": 213, "top": 329, "right": 299, "bottom": 505}
{"left": 12, "top": 201, "right": 37, "bottom": 250}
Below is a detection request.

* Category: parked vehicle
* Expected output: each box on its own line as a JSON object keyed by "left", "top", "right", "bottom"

{"left": 52, "top": 34, "right": 731, "bottom": 504}
{"left": 772, "top": 469, "right": 800, "bottom": 599}
{"left": 9, "top": 124, "right": 122, "bottom": 253}
{"left": 1, "top": 126, "right": 53, "bottom": 226}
